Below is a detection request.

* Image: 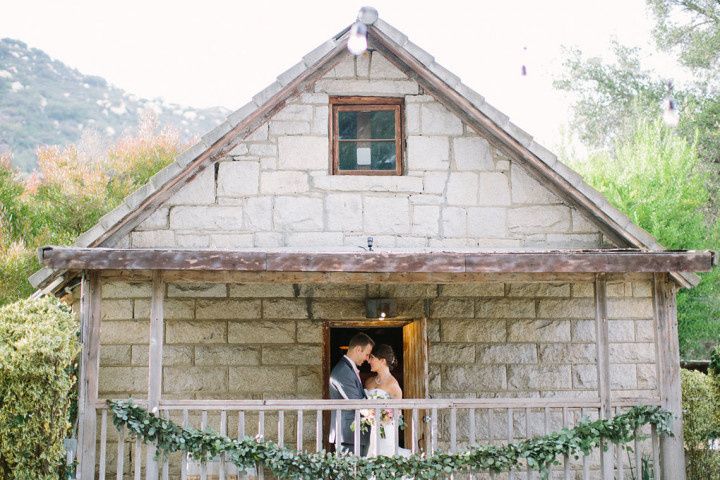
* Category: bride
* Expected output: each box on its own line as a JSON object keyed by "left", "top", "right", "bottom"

{"left": 363, "top": 344, "right": 410, "bottom": 457}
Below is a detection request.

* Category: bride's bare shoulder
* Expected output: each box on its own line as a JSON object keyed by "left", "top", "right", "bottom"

{"left": 389, "top": 377, "right": 402, "bottom": 399}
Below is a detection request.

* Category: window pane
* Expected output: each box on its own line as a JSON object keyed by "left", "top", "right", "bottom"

{"left": 338, "top": 141, "right": 396, "bottom": 171}
{"left": 338, "top": 109, "right": 396, "bottom": 140}
{"left": 338, "top": 111, "right": 357, "bottom": 139}
{"left": 370, "top": 111, "right": 395, "bottom": 139}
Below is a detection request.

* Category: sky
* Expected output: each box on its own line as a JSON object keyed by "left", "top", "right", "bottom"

{"left": 0, "top": 0, "right": 683, "bottom": 151}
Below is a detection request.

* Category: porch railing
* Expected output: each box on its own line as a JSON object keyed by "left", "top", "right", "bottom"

{"left": 91, "top": 397, "right": 662, "bottom": 480}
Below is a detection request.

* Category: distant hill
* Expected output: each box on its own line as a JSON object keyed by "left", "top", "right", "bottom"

{"left": 0, "top": 38, "right": 229, "bottom": 171}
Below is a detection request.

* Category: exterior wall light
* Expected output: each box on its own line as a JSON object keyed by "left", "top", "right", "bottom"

{"left": 348, "top": 21, "right": 368, "bottom": 55}
{"left": 366, "top": 298, "right": 396, "bottom": 319}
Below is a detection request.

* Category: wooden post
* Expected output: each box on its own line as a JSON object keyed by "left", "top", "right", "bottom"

{"left": 146, "top": 271, "right": 165, "bottom": 480}
{"left": 653, "top": 273, "right": 686, "bottom": 480}
{"left": 594, "top": 274, "right": 613, "bottom": 479}
{"left": 78, "top": 271, "right": 102, "bottom": 480}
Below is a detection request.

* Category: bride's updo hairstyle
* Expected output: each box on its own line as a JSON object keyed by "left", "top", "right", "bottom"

{"left": 372, "top": 344, "right": 398, "bottom": 371}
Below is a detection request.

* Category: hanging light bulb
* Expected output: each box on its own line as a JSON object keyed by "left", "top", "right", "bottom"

{"left": 662, "top": 81, "right": 679, "bottom": 127}
{"left": 348, "top": 21, "right": 368, "bottom": 55}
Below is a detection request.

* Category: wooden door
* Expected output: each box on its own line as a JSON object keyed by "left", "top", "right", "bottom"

{"left": 402, "top": 318, "right": 428, "bottom": 451}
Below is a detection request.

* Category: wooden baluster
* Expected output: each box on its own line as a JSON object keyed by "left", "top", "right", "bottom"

{"left": 315, "top": 410, "right": 322, "bottom": 453}
{"left": 544, "top": 407, "right": 550, "bottom": 479}
{"left": 238, "top": 411, "right": 245, "bottom": 439}
{"left": 581, "top": 409, "right": 589, "bottom": 480}
{"left": 116, "top": 425, "right": 126, "bottom": 480}
{"left": 334, "top": 409, "right": 342, "bottom": 453}
{"left": 257, "top": 411, "right": 265, "bottom": 480}
{"left": 411, "top": 409, "right": 418, "bottom": 454}
{"left": 392, "top": 408, "right": 399, "bottom": 456}
{"left": 373, "top": 408, "right": 381, "bottom": 457}
{"left": 219, "top": 410, "right": 227, "bottom": 480}
{"left": 634, "top": 428, "right": 642, "bottom": 480}
{"left": 525, "top": 407, "right": 531, "bottom": 479}
{"left": 353, "top": 410, "right": 361, "bottom": 457}
{"left": 468, "top": 408, "right": 476, "bottom": 446}
{"left": 489, "top": 409, "right": 496, "bottom": 480}
{"left": 449, "top": 407, "right": 457, "bottom": 453}
{"left": 99, "top": 409, "right": 108, "bottom": 480}
{"left": 277, "top": 411, "right": 285, "bottom": 448}
{"left": 296, "top": 410, "right": 304, "bottom": 452}
{"left": 430, "top": 408, "right": 438, "bottom": 454}
{"left": 134, "top": 437, "right": 142, "bottom": 480}
{"left": 562, "top": 407, "right": 570, "bottom": 480}
{"left": 200, "top": 411, "right": 207, "bottom": 480}
{"left": 162, "top": 411, "right": 169, "bottom": 480}
{"left": 181, "top": 409, "right": 188, "bottom": 480}
{"left": 616, "top": 407, "right": 624, "bottom": 480}
{"left": 507, "top": 408, "right": 514, "bottom": 480}
{"left": 651, "top": 425, "right": 660, "bottom": 479}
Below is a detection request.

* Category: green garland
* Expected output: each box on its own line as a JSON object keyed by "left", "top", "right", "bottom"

{"left": 108, "top": 400, "right": 672, "bottom": 480}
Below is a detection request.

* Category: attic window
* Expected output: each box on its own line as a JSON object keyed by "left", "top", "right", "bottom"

{"left": 330, "top": 96, "right": 403, "bottom": 175}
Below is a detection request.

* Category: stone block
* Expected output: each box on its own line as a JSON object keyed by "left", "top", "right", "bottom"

{"left": 263, "top": 299, "right": 309, "bottom": 319}
{"left": 507, "top": 206, "right": 571, "bottom": 234}
{"left": 537, "top": 298, "right": 594, "bottom": 319}
{"left": 131, "top": 230, "right": 175, "bottom": 248}
{"left": 102, "top": 300, "right": 134, "bottom": 320}
{"left": 229, "top": 367, "right": 295, "bottom": 393}
{"left": 195, "top": 345, "right": 260, "bottom": 365}
{"left": 545, "top": 233, "right": 602, "bottom": 249}
{"left": 229, "top": 283, "right": 296, "bottom": 298}
{"left": 286, "top": 231, "right": 343, "bottom": 246}
{"left": 571, "top": 209, "right": 599, "bottom": 233}
{"left": 103, "top": 281, "right": 151, "bottom": 299}
{"left": 326, "top": 193, "right": 363, "bottom": 230}
{"left": 262, "top": 344, "right": 322, "bottom": 365}
{"left": 610, "top": 364, "right": 637, "bottom": 389}
{"left": 311, "top": 299, "right": 366, "bottom": 320}
{"left": 368, "top": 284, "right": 437, "bottom": 298}
{"left": 405, "top": 103, "right": 420, "bottom": 134}
{"left": 314, "top": 79, "right": 419, "bottom": 96}
{"left": 312, "top": 106, "right": 329, "bottom": 135}
{"left": 369, "top": 52, "right": 406, "bottom": 79}
{"left": 296, "top": 320, "right": 323, "bottom": 343}
{"left": 364, "top": 196, "right": 410, "bottom": 234}
{"left": 170, "top": 206, "right": 243, "bottom": 231}
{"left": 274, "top": 196, "right": 323, "bottom": 231}
{"left": 209, "top": 233, "right": 254, "bottom": 249}
{"left": 466, "top": 207, "right": 506, "bottom": 238}
{"left": 637, "top": 364, "right": 657, "bottom": 390}
{"left": 476, "top": 172, "right": 511, "bottom": 206}
{"left": 440, "top": 283, "right": 504, "bottom": 297}
{"left": 167, "top": 166, "right": 215, "bottom": 205}
{"left": 300, "top": 285, "right": 366, "bottom": 298}
{"left": 274, "top": 104, "right": 313, "bottom": 121}
{"left": 429, "top": 344, "right": 475, "bottom": 364}
{"left": 476, "top": 298, "right": 535, "bottom": 319}
{"left": 99, "top": 366, "right": 148, "bottom": 394}
{"left": 607, "top": 298, "right": 654, "bottom": 319}
{"left": 100, "top": 320, "right": 149, "bottom": 345}
{"left": 510, "top": 164, "right": 558, "bottom": 204}
{"left": 217, "top": 161, "right": 260, "bottom": 197}
{"left": 277, "top": 136, "right": 328, "bottom": 170}
{"left": 635, "top": 320, "right": 655, "bottom": 342}
{"left": 608, "top": 320, "right": 635, "bottom": 342}
{"left": 572, "top": 320, "right": 596, "bottom": 342}
{"left": 407, "top": 136, "right": 449, "bottom": 170}
{"left": 165, "top": 320, "right": 226, "bottom": 344}
{"left": 261, "top": 171, "right": 309, "bottom": 194}
{"left": 196, "top": 299, "right": 261, "bottom": 320}
{"left": 508, "top": 319, "right": 571, "bottom": 342}
{"left": 176, "top": 234, "right": 209, "bottom": 248}
{"left": 101, "top": 345, "right": 131, "bottom": 366}
{"left": 443, "top": 365, "right": 506, "bottom": 391}
{"left": 313, "top": 175, "right": 423, "bottom": 193}
{"left": 228, "top": 321, "right": 295, "bottom": 343}
{"left": 254, "top": 232, "right": 283, "bottom": 247}
{"left": 248, "top": 143, "right": 277, "bottom": 157}
{"left": 632, "top": 280, "right": 653, "bottom": 297}
{"left": 453, "top": 137, "right": 493, "bottom": 171}
{"left": 246, "top": 124, "right": 269, "bottom": 141}
{"left": 136, "top": 208, "right": 169, "bottom": 231}
{"left": 446, "top": 172, "right": 478, "bottom": 206}
{"left": 477, "top": 344, "right": 537, "bottom": 364}
{"left": 327, "top": 54, "right": 355, "bottom": 78}
{"left": 571, "top": 282, "right": 595, "bottom": 298}
{"left": 297, "top": 366, "right": 322, "bottom": 394}
{"left": 430, "top": 298, "right": 474, "bottom": 318}
{"left": 572, "top": 365, "right": 598, "bottom": 389}
{"left": 131, "top": 345, "right": 193, "bottom": 366}
{"left": 609, "top": 343, "right": 655, "bottom": 363}
{"left": 229, "top": 144, "right": 249, "bottom": 156}
{"left": 538, "top": 344, "right": 596, "bottom": 364}
{"left": 507, "top": 365, "right": 571, "bottom": 390}
{"left": 441, "top": 319, "right": 506, "bottom": 342}
{"left": 134, "top": 299, "right": 194, "bottom": 319}
{"left": 441, "top": 207, "right": 467, "bottom": 237}
{"left": 269, "top": 120, "right": 310, "bottom": 136}
{"left": 507, "top": 283, "right": 570, "bottom": 297}
{"left": 422, "top": 171, "right": 448, "bottom": 194}
{"left": 243, "top": 196, "right": 272, "bottom": 231}
{"left": 168, "top": 283, "right": 227, "bottom": 298}
{"left": 420, "top": 102, "right": 463, "bottom": 135}
{"left": 164, "top": 366, "right": 227, "bottom": 393}
{"left": 412, "top": 205, "right": 440, "bottom": 236}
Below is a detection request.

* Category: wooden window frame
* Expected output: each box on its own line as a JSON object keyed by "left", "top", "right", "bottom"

{"left": 329, "top": 96, "right": 404, "bottom": 176}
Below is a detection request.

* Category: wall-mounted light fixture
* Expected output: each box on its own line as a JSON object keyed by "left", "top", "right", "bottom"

{"left": 366, "top": 298, "right": 396, "bottom": 319}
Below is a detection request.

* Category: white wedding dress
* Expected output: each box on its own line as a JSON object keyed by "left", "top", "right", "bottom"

{"left": 365, "top": 388, "right": 411, "bottom": 458}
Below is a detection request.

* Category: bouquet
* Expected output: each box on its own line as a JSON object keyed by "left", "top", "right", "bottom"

{"left": 350, "top": 392, "right": 406, "bottom": 439}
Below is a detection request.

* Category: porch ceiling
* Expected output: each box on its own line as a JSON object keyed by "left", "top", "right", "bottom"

{"left": 38, "top": 246, "right": 714, "bottom": 274}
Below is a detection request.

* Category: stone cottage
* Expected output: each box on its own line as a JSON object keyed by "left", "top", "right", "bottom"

{"left": 32, "top": 7, "right": 714, "bottom": 480}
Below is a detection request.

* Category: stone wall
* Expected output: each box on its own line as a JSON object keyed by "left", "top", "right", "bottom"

{"left": 98, "top": 275, "right": 657, "bottom": 401}
{"left": 117, "top": 50, "right": 611, "bottom": 251}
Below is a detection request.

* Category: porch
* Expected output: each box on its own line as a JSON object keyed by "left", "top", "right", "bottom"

{"left": 40, "top": 247, "right": 714, "bottom": 479}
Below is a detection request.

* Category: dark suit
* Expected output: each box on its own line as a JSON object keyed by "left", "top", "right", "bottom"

{"left": 328, "top": 356, "right": 369, "bottom": 456}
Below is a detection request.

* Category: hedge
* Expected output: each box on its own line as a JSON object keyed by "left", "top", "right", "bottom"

{"left": 0, "top": 297, "right": 79, "bottom": 480}
{"left": 681, "top": 368, "right": 720, "bottom": 478}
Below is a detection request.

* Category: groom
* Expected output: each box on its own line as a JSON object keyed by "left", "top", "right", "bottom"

{"left": 329, "top": 332, "right": 374, "bottom": 456}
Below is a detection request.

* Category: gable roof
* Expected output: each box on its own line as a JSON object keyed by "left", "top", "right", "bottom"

{"left": 29, "top": 8, "right": 700, "bottom": 291}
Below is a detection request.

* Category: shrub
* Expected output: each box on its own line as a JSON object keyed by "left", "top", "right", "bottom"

{"left": 681, "top": 369, "right": 720, "bottom": 478}
{"left": 0, "top": 297, "right": 79, "bottom": 480}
